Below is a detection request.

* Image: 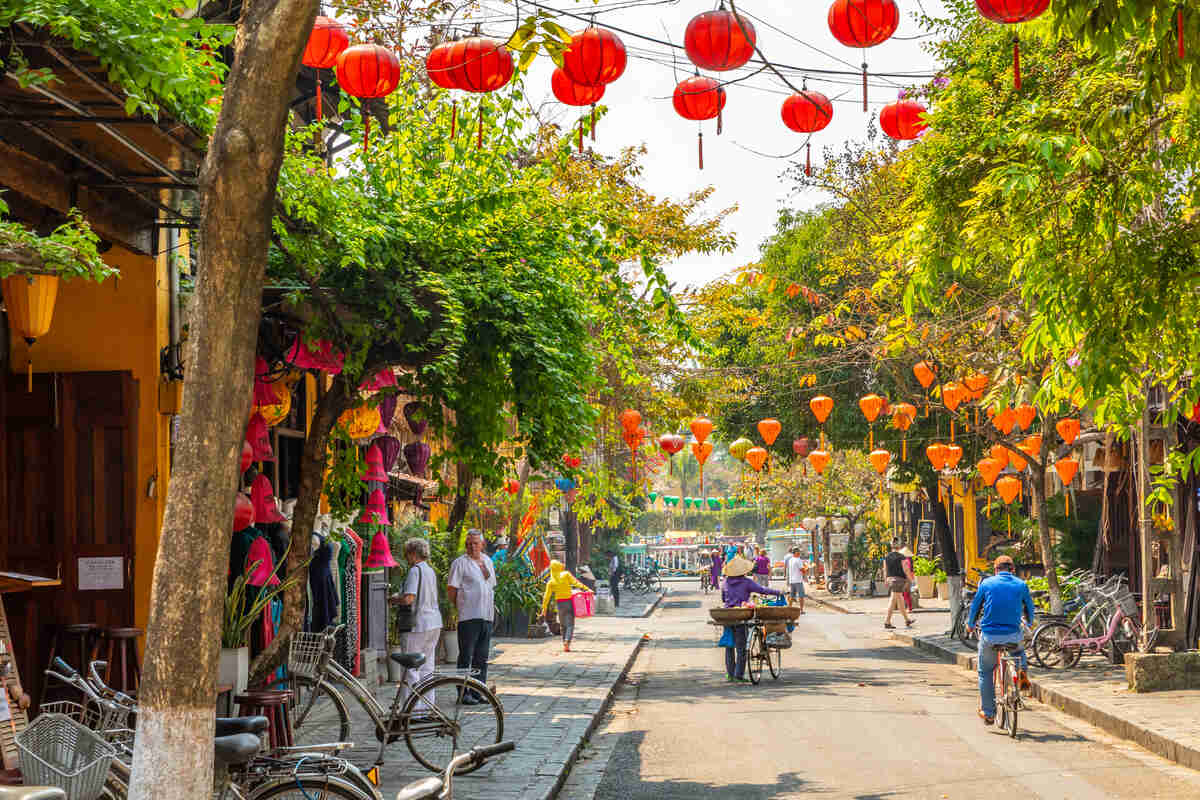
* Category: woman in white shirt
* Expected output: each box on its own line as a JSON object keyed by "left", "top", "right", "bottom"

{"left": 398, "top": 537, "right": 442, "bottom": 713}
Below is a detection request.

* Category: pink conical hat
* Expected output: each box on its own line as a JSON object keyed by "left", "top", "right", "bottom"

{"left": 359, "top": 368, "right": 398, "bottom": 391}
{"left": 285, "top": 336, "right": 344, "bottom": 374}
{"left": 245, "top": 412, "right": 275, "bottom": 462}
{"left": 250, "top": 474, "right": 285, "bottom": 524}
{"left": 374, "top": 436, "right": 402, "bottom": 472}
{"left": 361, "top": 443, "right": 388, "bottom": 482}
{"left": 253, "top": 356, "right": 281, "bottom": 407}
{"left": 233, "top": 492, "right": 254, "bottom": 532}
{"left": 245, "top": 535, "right": 280, "bottom": 587}
{"left": 364, "top": 529, "right": 399, "bottom": 569}
{"left": 359, "top": 488, "right": 389, "bottom": 526}
{"left": 240, "top": 439, "right": 254, "bottom": 473}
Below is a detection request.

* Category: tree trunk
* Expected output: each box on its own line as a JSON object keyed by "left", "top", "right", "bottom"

{"left": 447, "top": 461, "right": 474, "bottom": 533}
{"left": 128, "top": 3, "right": 319, "bottom": 797}
{"left": 924, "top": 474, "right": 964, "bottom": 621}
{"left": 564, "top": 506, "right": 578, "bottom": 572}
{"left": 1029, "top": 449, "right": 1064, "bottom": 614}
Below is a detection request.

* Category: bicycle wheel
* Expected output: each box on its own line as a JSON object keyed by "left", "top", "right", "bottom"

{"left": 649, "top": 573, "right": 663, "bottom": 593}
{"left": 289, "top": 675, "right": 352, "bottom": 746}
{"left": 1007, "top": 689, "right": 1019, "bottom": 739}
{"left": 767, "top": 642, "right": 782, "bottom": 680}
{"left": 250, "top": 775, "right": 377, "bottom": 800}
{"left": 1032, "top": 621, "right": 1081, "bottom": 669}
{"left": 746, "top": 629, "right": 763, "bottom": 685}
{"left": 402, "top": 675, "right": 503, "bottom": 774}
{"left": 993, "top": 663, "right": 1008, "bottom": 732}
{"left": 955, "top": 610, "right": 976, "bottom": 648}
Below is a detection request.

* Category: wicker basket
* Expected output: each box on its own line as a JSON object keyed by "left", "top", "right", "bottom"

{"left": 18, "top": 713, "right": 115, "bottom": 800}
{"left": 755, "top": 606, "right": 802, "bottom": 622}
{"left": 709, "top": 607, "right": 754, "bottom": 624}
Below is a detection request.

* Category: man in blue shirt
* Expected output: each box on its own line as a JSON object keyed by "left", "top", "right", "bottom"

{"left": 966, "top": 555, "right": 1035, "bottom": 725}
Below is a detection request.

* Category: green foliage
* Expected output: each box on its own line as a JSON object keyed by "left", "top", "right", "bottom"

{"left": 0, "top": 203, "right": 116, "bottom": 281}
{"left": 847, "top": 517, "right": 890, "bottom": 579}
{"left": 912, "top": 556, "right": 940, "bottom": 577}
{"left": 222, "top": 545, "right": 304, "bottom": 648}
{"left": 0, "top": 0, "right": 231, "bottom": 130}
{"left": 493, "top": 558, "right": 541, "bottom": 618}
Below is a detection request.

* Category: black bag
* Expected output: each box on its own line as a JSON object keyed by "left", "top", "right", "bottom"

{"left": 393, "top": 564, "right": 422, "bottom": 634}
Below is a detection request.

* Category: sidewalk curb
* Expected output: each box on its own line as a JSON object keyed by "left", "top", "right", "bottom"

{"left": 641, "top": 591, "right": 666, "bottom": 618}
{"left": 893, "top": 631, "right": 1200, "bottom": 772}
{"left": 808, "top": 595, "right": 854, "bottom": 614}
{"left": 544, "top": 630, "right": 652, "bottom": 800}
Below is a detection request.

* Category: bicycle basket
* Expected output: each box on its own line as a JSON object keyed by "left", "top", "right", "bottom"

{"left": 18, "top": 713, "right": 116, "bottom": 800}
{"left": 1118, "top": 593, "right": 1140, "bottom": 618}
{"left": 38, "top": 700, "right": 102, "bottom": 731}
{"left": 288, "top": 631, "right": 327, "bottom": 678}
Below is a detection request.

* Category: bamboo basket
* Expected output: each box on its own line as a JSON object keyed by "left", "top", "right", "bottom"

{"left": 708, "top": 607, "right": 754, "bottom": 624}
{"left": 754, "top": 606, "right": 802, "bottom": 622}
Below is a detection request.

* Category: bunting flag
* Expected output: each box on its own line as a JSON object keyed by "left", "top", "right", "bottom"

{"left": 530, "top": 534, "right": 553, "bottom": 580}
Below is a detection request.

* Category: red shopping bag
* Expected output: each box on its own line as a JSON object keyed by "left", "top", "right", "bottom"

{"left": 571, "top": 591, "right": 594, "bottom": 618}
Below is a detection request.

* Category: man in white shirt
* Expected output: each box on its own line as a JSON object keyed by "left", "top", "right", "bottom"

{"left": 447, "top": 530, "right": 497, "bottom": 704}
{"left": 785, "top": 546, "right": 807, "bottom": 613}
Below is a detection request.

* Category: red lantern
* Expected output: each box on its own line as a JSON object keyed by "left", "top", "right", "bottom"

{"left": 302, "top": 16, "right": 349, "bottom": 121}
{"left": 426, "top": 41, "right": 461, "bottom": 90}
{"left": 552, "top": 68, "right": 606, "bottom": 152}
{"left": 684, "top": 9, "right": 757, "bottom": 72}
{"left": 673, "top": 76, "right": 726, "bottom": 170}
{"left": 880, "top": 99, "right": 928, "bottom": 140}
{"left": 782, "top": 91, "right": 833, "bottom": 176}
{"left": 827, "top": 0, "right": 899, "bottom": 109}
{"left": 975, "top": 0, "right": 1051, "bottom": 89}
{"left": 447, "top": 37, "right": 514, "bottom": 93}
{"left": 792, "top": 437, "right": 812, "bottom": 457}
{"left": 336, "top": 44, "right": 401, "bottom": 149}
{"left": 561, "top": 27, "right": 626, "bottom": 87}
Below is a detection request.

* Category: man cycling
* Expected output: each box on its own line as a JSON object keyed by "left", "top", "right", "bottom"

{"left": 966, "top": 555, "right": 1035, "bottom": 725}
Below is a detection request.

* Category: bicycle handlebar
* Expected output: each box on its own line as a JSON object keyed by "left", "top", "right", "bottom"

{"left": 53, "top": 657, "right": 77, "bottom": 678}
{"left": 472, "top": 741, "right": 515, "bottom": 761}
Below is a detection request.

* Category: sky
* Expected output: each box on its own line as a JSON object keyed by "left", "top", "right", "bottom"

{"left": 466, "top": 0, "right": 948, "bottom": 289}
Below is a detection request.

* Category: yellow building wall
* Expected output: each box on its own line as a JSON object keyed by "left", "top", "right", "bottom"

{"left": 10, "top": 242, "right": 170, "bottom": 636}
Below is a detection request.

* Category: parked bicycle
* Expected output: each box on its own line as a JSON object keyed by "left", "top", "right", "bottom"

{"left": 288, "top": 625, "right": 503, "bottom": 774}
{"left": 1032, "top": 579, "right": 1158, "bottom": 669}
{"left": 621, "top": 567, "right": 662, "bottom": 594}
{"left": 699, "top": 569, "right": 712, "bottom": 594}
{"left": 394, "top": 741, "right": 514, "bottom": 800}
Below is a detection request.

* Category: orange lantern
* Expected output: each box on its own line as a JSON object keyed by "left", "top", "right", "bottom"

{"left": 989, "top": 443, "right": 1010, "bottom": 468}
{"left": 869, "top": 448, "right": 891, "bottom": 474}
{"left": 992, "top": 407, "right": 1017, "bottom": 435}
{"left": 859, "top": 394, "right": 886, "bottom": 422}
{"left": 757, "top": 418, "right": 782, "bottom": 446}
{"left": 690, "top": 416, "right": 714, "bottom": 444}
{"left": 1056, "top": 417, "right": 1080, "bottom": 445}
{"left": 996, "top": 475, "right": 1022, "bottom": 504}
{"left": 1055, "top": 456, "right": 1079, "bottom": 486}
{"left": 1009, "top": 450, "right": 1028, "bottom": 472}
{"left": 808, "top": 449, "right": 832, "bottom": 475}
{"left": 1015, "top": 403, "right": 1037, "bottom": 431}
{"left": 619, "top": 408, "right": 642, "bottom": 433}
{"left": 913, "top": 360, "right": 936, "bottom": 389}
{"left": 926, "top": 443, "right": 949, "bottom": 470}
{"left": 944, "top": 443, "right": 963, "bottom": 469}
{"left": 810, "top": 395, "right": 834, "bottom": 424}
{"left": 3, "top": 273, "right": 59, "bottom": 392}
{"left": 746, "top": 446, "right": 768, "bottom": 473}
{"left": 892, "top": 401, "right": 916, "bottom": 461}
{"left": 963, "top": 372, "right": 989, "bottom": 399}
{"left": 692, "top": 439, "right": 714, "bottom": 494}
{"left": 977, "top": 457, "right": 1003, "bottom": 486}
{"left": 1020, "top": 434, "right": 1042, "bottom": 458}
{"left": 942, "top": 382, "right": 965, "bottom": 412}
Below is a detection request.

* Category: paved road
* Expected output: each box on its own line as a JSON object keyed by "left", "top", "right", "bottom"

{"left": 560, "top": 585, "right": 1200, "bottom": 800}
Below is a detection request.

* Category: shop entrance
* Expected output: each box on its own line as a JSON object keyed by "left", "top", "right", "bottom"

{"left": 0, "top": 371, "right": 137, "bottom": 708}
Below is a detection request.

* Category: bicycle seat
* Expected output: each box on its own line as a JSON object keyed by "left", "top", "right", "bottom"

{"left": 216, "top": 716, "right": 270, "bottom": 737}
{"left": 396, "top": 776, "right": 443, "bottom": 800}
{"left": 214, "top": 733, "right": 263, "bottom": 768}
{"left": 0, "top": 789, "right": 67, "bottom": 800}
{"left": 991, "top": 643, "right": 1019, "bottom": 652}
{"left": 389, "top": 652, "right": 427, "bottom": 669}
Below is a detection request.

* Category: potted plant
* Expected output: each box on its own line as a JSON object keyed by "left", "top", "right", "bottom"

{"left": 494, "top": 559, "right": 541, "bottom": 637}
{"left": 933, "top": 568, "right": 949, "bottom": 600}
{"left": 221, "top": 553, "right": 300, "bottom": 694}
{"left": 913, "top": 556, "right": 938, "bottom": 599}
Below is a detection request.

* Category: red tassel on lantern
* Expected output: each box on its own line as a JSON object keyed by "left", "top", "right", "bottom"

{"left": 578, "top": 120, "right": 584, "bottom": 153}
{"left": 316, "top": 82, "right": 323, "bottom": 121}
{"left": 1013, "top": 35, "right": 1021, "bottom": 89}
{"left": 717, "top": 107, "right": 723, "bottom": 135}
{"left": 363, "top": 115, "right": 370, "bottom": 152}
{"left": 1180, "top": 9, "right": 1186, "bottom": 59}
{"left": 805, "top": 143, "right": 812, "bottom": 176}
{"left": 591, "top": 106, "right": 597, "bottom": 140}
{"left": 698, "top": 131, "right": 704, "bottom": 170}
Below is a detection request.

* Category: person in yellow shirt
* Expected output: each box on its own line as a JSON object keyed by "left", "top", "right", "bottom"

{"left": 539, "top": 560, "right": 591, "bottom": 652}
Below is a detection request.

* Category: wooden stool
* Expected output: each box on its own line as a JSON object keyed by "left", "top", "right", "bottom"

{"left": 92, "top": 627, "right": 142, "bottom": 695}
{"left": 42, "top": 623, "right": 98, "bottom": 705}
{"left": 234, "top": 690, "right": 294, "bottom": 750}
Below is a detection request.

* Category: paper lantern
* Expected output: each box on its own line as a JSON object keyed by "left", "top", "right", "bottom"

{"left": 1056, "top": 418, "right": 1081, "bottom": 446}
{"left": 977, "top": 457, "right": 1003, "bottom": 486}
{"left": 285, "top": 336, "right": 344, "bottom": 374}
{"left": 339, "top": 405, "right": 382, "bottom": 440}
{"left": 808, "top": 449, "right": 832, "bottom": 475}
{"left": 880, "top": 100, "right": 928, "bottom": 140}
{"left": 619, "top": 409, "right": 642, "bottom": 433}
{"left": 810, "top": 396, "right": 834, "bottom": 424}
{"left": 964, "top": 372, "right": 989, "bottom": 399}
{"left": 1055, "top": 456, "right": 1079, "bottom": 486}
{"left": 403, "top": 401, "right": 428, "bottom": 436}
{"left": 3, "top": 273, "right": 59, "bottom": 391}
{"left": 365, "top": 529, "right": 399, "bottom": 569}
{"left": 648, "top": 491, "right": 658, "bottom": 503}
{"left": 375, "top": 436, "right": 402, "bottom": 472}
{"left": 446, "top": 37, "right": 514, "bottom": 93}
{"left": 254, "top": 389, "right": 291, "bottom": 428}
{"left": 757, "top": 418, "right": 782, "bottom": 446}
{"left": 673, "top": 76, "right": 726, "bottom": 169}
{"left": 302, "top": 16, "right": 349, "bottom": 120}
{"left": 942, "top": 382, "right": 965, "bottom": 412}
{"left": 1009, "top": 450, "right": 1028, "bottom": 472}
{"left": 376, "top": 394, "right": 398, "bottom": 434}
{"left": 869, "top": 448, "right": 891, "bottom": 474}
{"left": 975, "top": 0, "right": 1051, "bottom": 88}
{"left": 359, "top": 368, "right": 398, "bottom": 391}
{"left": 245, "top": 412, "right": 275, "bottom": 462}
{"left": 729, "top": 437, "right": 753, "bottom": 461}
{"left": 426, "top": 40, "right": 462, "bottom": 90}
{"left": 659, "top": 433, "right": 686, "bottom": 455}
{"left": 859, "top": 394, "right": 886, "bottom": 423}
{"left": 692, "top": 441, "right": 714, "bottom": 465}
{"left": 944, "top": 444, "right": 963, "bottom": 469}
{"left": 992, "top": 407, "right": 1017, "bottom": 435}
{"left": 1015, "top": 403, "right": 1037, "bottom": 431}
{"left": 552, "top": 68, "right": 606, "bottom": 150}
{"left": 892, "top": 403, "right": 916, "bottom": 430}
{"left": 926, "top": 443, "right": 949, "bottom": 471}
{"left": 684, "top": 9, "right": 757, "bottom": 71}
{"left": 336, "top": 44, "right": 401, "bottom": 99}
{"left": 233, "top": 492, "right": 254, "bottom": 532}
{"left": 782, "top": 91, "right": 833, "bottom": 133}
{"left": 1020, "top": 434, "right": 1043, "bottom": 458}
{"left": 989, "top": 444, "right": 1010, "bottom": 469}
{"left": 746, "top": 447, "right": 768, "bottom": 472}
{"left": 792, "top": 437, "right": 812, "bottom": 457}
{"left": 828, "top": 0, "right": 899, "bottom": 48}
{"left": 254, "top": 356, "right": 281, "bottom": 407}
{"left": 690, "top": 417, "right": 714, "bottom": 444}
{"left": 996, "top": 475, "right": 1022, "bottom": 504}
{"left": 504, "top": 479, "right": 521, "bottom": 495}
{"left": 361, "top": 443, "right": 388, "bottom": 482}
{"left": 359, "top": 488, "right": 390, "bottom": 525}
{"left": 250, "top": 474, "right": 285, "bottom": 524}
{"left": 913, "top": 361, "right": 937, "bottom": 389}
{"left": 404, "top": 441, "right": 431, "bottom": 477}
{"left": 561, "top": 26, "right": 627, "bottom": 87}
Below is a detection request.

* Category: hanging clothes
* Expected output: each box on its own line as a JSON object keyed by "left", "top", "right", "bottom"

{"left": 307, "top": 535, "right": 339, "bottom": 633}
{"left": 334, "top": 530, "right": 362, "bottom": 675}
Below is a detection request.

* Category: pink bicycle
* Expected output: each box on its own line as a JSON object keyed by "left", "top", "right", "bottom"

{"left": 1031, "top": 584, "right": 1158, "bottom": 669}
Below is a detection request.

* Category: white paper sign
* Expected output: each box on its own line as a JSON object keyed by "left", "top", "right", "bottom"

{"left": 78, "top": 557, "right": 124, "bottom": 591}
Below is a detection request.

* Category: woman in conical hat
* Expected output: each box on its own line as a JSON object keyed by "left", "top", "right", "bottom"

{"left": 719, "top": 556, "right": 784, "bottom": 683}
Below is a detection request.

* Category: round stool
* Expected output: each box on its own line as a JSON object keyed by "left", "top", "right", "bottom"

{"left": 42, "top": 623, "right": 98, "bottom": 706}
{"left": 91, "top": 627, "right": 142, "bottom": 695}
{"left": 234, "top": 690, "right": 294, "bottom": 750}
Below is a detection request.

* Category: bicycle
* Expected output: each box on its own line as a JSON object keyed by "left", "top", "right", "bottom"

{"left": 990, "top": 642, "right": 1022, "bottom": 739}
{"left": 287, "top": 625, "right": 503, "bottom": 774}
{"left": 1032, "top": 584, "right": 1158, "bottom": 669}
{"left": 744, "top": 621, "right": 782, "bottom": 685}
{"left": 394, "top": 741, "right": 514, "bottom": 800}
{"left": 700, "top": 570, "right": 712, "bottom": 594}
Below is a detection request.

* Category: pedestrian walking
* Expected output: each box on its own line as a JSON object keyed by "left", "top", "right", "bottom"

{"left": 539, "top": 560, "right": 591, "bottom": 652}
{"left": 709, "top": 549, "right": 724, "bottom": 595}
{"left": 883, "top": 539, "right": 915, "bottom": 630}
{"left": 397, "top": 537, "right": 442, "bottom": 712}
{"left": 720, "top": 555, "right": 785, "bottom": 683}
{"left": 900, "top": 546, "right": 915, "bottom": 612}
{"left": 609, "top": 551, "right": 622, "bottom": 608}
{"left": 785, "top": 546, "right": 806, "bottom": 613}
{"left": 447, "top": 529, "right": 497, "bottom": 704}
{"left": 753, "top": 547, "right": 771, "bottom": 587}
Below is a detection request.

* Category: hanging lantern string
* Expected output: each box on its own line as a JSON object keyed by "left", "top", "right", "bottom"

{"left": 698, "top": 130, "right": 704, "bottom": 170}
{"left": 1012, "top": 34, "right": 1021, "bottom": 90}
{"left": 451, "top": 101, "right": 457, "bottom": 138}
{"left": 477, "top": 103, "right": 484, "bottom": 149}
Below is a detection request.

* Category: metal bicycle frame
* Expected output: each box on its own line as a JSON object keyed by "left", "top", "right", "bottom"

{"left": 1059, "top": 598, "right": 1132, "bottom": 653}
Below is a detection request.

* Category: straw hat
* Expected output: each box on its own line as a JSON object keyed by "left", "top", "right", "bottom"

{"left": 723, "top": 555, "right": 754, "bottom": 577}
